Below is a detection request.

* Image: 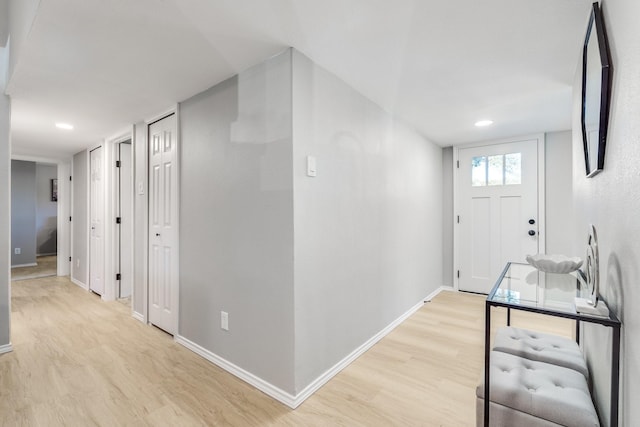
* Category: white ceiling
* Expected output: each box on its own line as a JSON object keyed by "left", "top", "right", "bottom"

{"left": 6, "top": 0, "right": 592, "bottom": 158}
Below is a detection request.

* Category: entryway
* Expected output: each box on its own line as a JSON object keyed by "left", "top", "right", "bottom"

{"left": 455, "top": 136, "right": 544, "bottom": 294}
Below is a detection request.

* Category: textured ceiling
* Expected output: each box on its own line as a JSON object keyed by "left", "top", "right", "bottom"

{"left": 6, "top": 0, "right": 593, "bottom": 158}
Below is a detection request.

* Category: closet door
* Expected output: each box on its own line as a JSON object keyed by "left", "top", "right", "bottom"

{"left": 148, "top": 114, "right": 178, "bottom": 334}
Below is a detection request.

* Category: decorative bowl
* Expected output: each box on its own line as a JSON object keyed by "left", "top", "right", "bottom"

{"left": 525, "top": 254, "right": 583, "bottom": 274}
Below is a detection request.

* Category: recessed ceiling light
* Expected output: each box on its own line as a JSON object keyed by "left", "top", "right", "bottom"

{"left": 475, "top": 120, "right": 494, "bottom": 127}
{"left": 55, "top": 123, "right": 74, "bottom": 130}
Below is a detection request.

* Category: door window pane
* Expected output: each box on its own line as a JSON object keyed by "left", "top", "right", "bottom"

{"left": 505, "top": 153, "right": 522, "bottom": 185}
{"left": 488, "top": 155, "right": 504, "bottom": 186}
{"left": 472, "top": 156, "right": 487, "bottom": 186}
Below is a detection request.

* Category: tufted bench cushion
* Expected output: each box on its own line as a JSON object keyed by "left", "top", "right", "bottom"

{"left": 493, "top": 326, "right": 589, "bottom": 379}
{"left": 476, "top": 351, "right": 599, "bottom": 427}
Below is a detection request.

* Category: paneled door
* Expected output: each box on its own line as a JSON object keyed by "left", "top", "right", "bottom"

{"left": 148, "top": 114, "right": 178, "bottom": 334}
{"left": 89, "top": 146, "right": 104, "bottom": 295}
{"left": 457, "top": 139, "right": 540, "bottom": 294}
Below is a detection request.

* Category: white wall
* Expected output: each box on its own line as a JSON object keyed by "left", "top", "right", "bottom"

{"left": 0, "top": 43, "right": 11, "bottom": 348}
{"left": 545, "top": 130, "right": 573, "bottom": 256}
{"left": 572, "top": 0, "right": 640, "bottom": 425}
{"left": 6, "top": 0, "right": 40, "bottom": 83}
{"left": 292, "top": 50, "right": 443, "bottom": 393}
{"left": 179, "top": 50, "right": 295, "bottom": 393}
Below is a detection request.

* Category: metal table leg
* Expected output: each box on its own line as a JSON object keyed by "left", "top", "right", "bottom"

{"left": 484, "top": 302, "right": 491, "bottom": 427}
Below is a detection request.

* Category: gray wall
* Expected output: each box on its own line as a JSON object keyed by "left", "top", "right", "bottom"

{"left": 442, "top": 147, "right": 454, "bottom": 287}
{"left": 72, "top": 150, "right": 88, "bottom": 286}
{"left": 179, "top": 50, "right": 295, "bottom": 393}
{"left": 572, "top": 1, "right": 640, "bottom": 424}
{"left": 544, "top": 131, "right": 573, "bottom": 256}
{"left": 0, "top": 46, "right": 10, "bottom": 347}
{"left": 133, "top": 122, "right": 147, "bottom": 317}
{"left": 35, "top": 163, "right": 57, "bottom": 255}
{"left": 292, "top": 50, "right": 443, "bottom": 393}
{"left": 11, "top": 160, "right": 36, "bottom": 266}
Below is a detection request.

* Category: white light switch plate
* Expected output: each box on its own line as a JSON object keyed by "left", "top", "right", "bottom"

{"left": 307, "top": 156, "right": 317, "bottom": 177}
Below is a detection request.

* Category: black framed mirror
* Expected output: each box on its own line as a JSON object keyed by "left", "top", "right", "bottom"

{"left": 581, "top": 2, "right": 612, "bottom": 178}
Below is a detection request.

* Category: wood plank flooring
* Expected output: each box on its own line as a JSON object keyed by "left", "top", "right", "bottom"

{"left": 1, "top": 277, "right": 573, "bottom": 426}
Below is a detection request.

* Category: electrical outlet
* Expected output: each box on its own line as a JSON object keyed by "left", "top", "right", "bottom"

{"left": 221, "top": 311, "right": 229, "bottom": 331}
{"left": 14, "top": 248, "right": 21, "bottom": 255}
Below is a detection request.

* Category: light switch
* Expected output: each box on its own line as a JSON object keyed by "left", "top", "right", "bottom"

{"left": 138, "top": 182, "right": 145, "bottom": 195}
{"left": 307, "top": 156, "right": 317, "bottom": 177}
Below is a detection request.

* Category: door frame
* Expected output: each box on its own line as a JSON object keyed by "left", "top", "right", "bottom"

{"left": 143, "top": 105, "right": 180, "bottom": 335}
{"left": 453, "top": 133, "right": 546, "bottom": 291}
{"left": 104, "top": 130, "right": 134, "bottom": 303}
{"left": 10, "top": 154, "right": 71, "bottom": 278}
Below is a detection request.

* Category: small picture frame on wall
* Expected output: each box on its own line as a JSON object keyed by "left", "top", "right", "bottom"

{"left": 51, "top": 179, "right": 58, "bottom": 202}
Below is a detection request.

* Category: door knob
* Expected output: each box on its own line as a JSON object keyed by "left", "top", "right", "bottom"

{"left": 528, "top": 230, "right": 536, "bottom": 236}
{"left": 529, "top": 219, "right": 536, "bottom": 225}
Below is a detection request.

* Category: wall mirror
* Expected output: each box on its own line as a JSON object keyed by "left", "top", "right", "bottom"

{"left": 581, "top": 2, "right": 613, "bottom": 177}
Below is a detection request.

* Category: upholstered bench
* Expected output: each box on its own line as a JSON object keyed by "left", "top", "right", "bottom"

{"left": 493, "top": 326, "right": 589, "bottom": 379}
{"left": 476, "top": 351, "right": 599, "bottom": 427}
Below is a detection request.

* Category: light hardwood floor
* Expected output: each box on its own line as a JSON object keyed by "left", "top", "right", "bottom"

{"left": 11, "top": 255, "right": 57, "bottom": 281}
{"left": 2, "top": 276, "right": 573, "bottom": 426}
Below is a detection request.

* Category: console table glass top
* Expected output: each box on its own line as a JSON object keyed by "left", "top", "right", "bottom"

{"left": 488, "top": 262, "right": 619, "bottom": 324}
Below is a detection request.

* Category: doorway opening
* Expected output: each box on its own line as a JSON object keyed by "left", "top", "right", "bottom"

{"left": 11, "top": 160, "right": 59, "bottom": 281}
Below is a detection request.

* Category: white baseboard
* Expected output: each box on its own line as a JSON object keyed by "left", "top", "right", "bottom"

{"left": 176, "top": 293, "right": 438, "bottom": 409}
{"left": 292, "top": 296, "right": 429, "bottom": 408}
{"left": 175, "top": 335, "right": 298, "bottom": 408}
{"left": 0, "top": 343, "right": 13, "bottom": 354}
{"left": 70, "top": 276, "right": 88, "bottom": 290}
{"left": 425, "top": 285, "right": 454, "bottom": 302}
{"left": 11, "top": 263, "right": 38, "bottom": 268}
{"left": 36, "top": 252, "right": 57, "bottom": 257}
{"left": 132, "top": 311, "right": 144, "bottom": 322}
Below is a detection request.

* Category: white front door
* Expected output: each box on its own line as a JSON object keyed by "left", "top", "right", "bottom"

{"left": 148, "top": 114, "right": 178, "bottom": 334}
{"left": 89, "top": 146, "right": 104, "bottom": 295}
{"left": 457, "top": 139, "right": 541, "bottom": 294}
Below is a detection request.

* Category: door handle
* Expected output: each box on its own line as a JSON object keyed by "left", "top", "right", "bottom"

{"left": 528, "top": 230, "right": 536, "bottom": 236}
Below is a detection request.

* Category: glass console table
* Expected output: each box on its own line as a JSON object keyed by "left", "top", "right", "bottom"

{"left": 484, "top": 262, "right": 621, "bottom": 427}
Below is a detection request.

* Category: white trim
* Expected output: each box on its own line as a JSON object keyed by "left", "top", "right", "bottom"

{"left": 105, "top": 130, "right": 134, "bottom": 304}
{"left": 11, "top": 263, "right": 37, "bottom": 268}
{"left": 291, "top": 296, "right": 428, "bottom": 408}
{"left": 175, "top": 292, "right": 443, "bottom": 409}
{"left": 453, "top": 133, "right": 546, "bottom": 291}
{"left": 132, "top": 311, "right": 144, "bottom": 322}
{"left": 70, "top": 276, "right": 88, "bottom": 290}
{"left": 10, "top": 154, "right": 72, "bottom": 278}
{"left": 537, "top": 135, "right": 546, "bottom": 254}
{"left": 176, "top": 335, "right": 298, "bottom": 408}
{"left": 36, "top": 252, "right": 57, "bottom": 257}
{"left": 144, "top": 105, "right": 178, "bottom": 126}
{"left": 0, "top": 343, "right": 12, "bottom": 354}
{"left": 425, "top": 285, "right": 455, "bottom": 301}
{"left": 452, "top": 148, "right": 459, "bottom": 291}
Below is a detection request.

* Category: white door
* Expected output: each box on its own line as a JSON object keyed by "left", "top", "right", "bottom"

{"left": 457, "top": 139, "right": 540, "bottom": 294}
{"left": 118, "top": 142, "right": 133, "bottom": 299}
{"left": 148, "top": 114, "right": 178, "bottom": 334}
{"left": 89, "top": 146, "right": 104, "bottom": 295}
